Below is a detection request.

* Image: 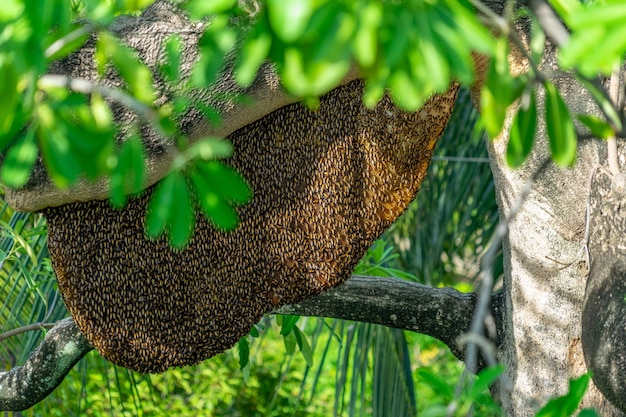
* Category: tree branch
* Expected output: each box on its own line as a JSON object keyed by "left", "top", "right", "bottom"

{"left": 0, "top": 276, "right": 503, "bottom": 411}
{"left": 0, "top": 318, "right": 93, "bottom": 411}
{"left": 280, "top": 276, "right": 505, "bottom": 363}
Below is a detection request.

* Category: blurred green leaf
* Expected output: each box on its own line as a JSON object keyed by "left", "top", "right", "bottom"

{"left": 530, "top": 17, "right": 546, "bottom": 64}
{"left": 280, "top": 315, "right": 300, "bottom": 335}
{"left": 576, "top": 75, "right": 622, "bottom": 133}
{"left": 0, "top": 0, "right": 23, "bottom": 22}
{"left": 283, "top": 330, "right": 297, "bottom": 355}
{"left": 536, "top": 374, "right": 589, "bottom": 417}
{"left": 184, "top": 0, "right": 236, "bottom": 19}
{"left": 0, "top": 60, "right": 19, "bottom": 133}
{"left": 46, "top": 24, "right": 90, "bottom": 62}
{"left": 547, "top": 0, "right": 581, "bottom": 22}
{"left": 568, "top": 3, "right": 626, "bottom": 29}
{"left": 578, "top": 409, "right": 601, "bottom": 417}
{"left": 481, "top": 39, "right": 522, "bottom": 139}
{"left": 353, "top": 2, "right": 381, "bottom": 68}
{"left": 37, "top": 104, "right": 80, "bottom": 188}
{"left": 184, "top": 138, "right": 233, "bottom": 163}
{"left": 267, "top": 0, "right": 313, "bottom": 43}
{"left": 189, "top": 161, "right": 245, "bottom": 231}
{"left": 237, "top": 337, "right": 250, "bottom": 369}
{"left": 191, "top": 18, "right": 236, "bottom": 88}
{"left": 235, "top": 16, "right": 272, "bottom": 87}
{"left": 388, "top": 66, "right": 425, "bottom": 111}
{"left": 110, "top": 135, "right": 146, "bottom": 208}
{"left": 293, "top": 326, "right": 314, "bottom": 367}
{"left": 468, "top": 365, "right": 504, "bottom": 399}
{"left": 1, "top": 128, "right": 37, "bottom": 188}
{"left": 96, "top": 33, "right": 156, "bottom": 104}
{"left": 160, "top": 35, "right": 183, "bottom": 83}
{"left": 146, "top": 171, "right": 194, "bottom": 248}
{"left": 415, "top": 368, "right": 453, "bottom": 401}
{"left": 194, "top": 160, "right": 251, "bottom": 204}
{"left": 577, "top": 114, "right": 614, "bottom": 140}
{"left": 560, "top": 1, "right": 626, "bottom": 77}
{"left": 507, "top": 91, "right": 537, "bottom": 168}
{"left": 545, "top": 82, "right": 577, "bottom": 167}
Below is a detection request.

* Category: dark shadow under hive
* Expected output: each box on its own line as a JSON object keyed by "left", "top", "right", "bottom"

{"left": 44, "top": 80, "right": 459, "bottom": 373}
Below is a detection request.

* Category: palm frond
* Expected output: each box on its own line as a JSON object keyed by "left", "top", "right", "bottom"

{"left": 0, "top": 197, "right": 67, "bottom": 368}
{"left": 386, "top": 88, "right": 501, "bottom": 287}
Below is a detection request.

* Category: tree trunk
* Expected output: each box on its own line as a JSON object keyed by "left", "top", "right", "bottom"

{"left": 488, "top": 46, "right": 625, "bottom": 414}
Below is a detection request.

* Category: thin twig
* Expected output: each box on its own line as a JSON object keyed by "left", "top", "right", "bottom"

{"left": 0, "top": 322, "right": 58, "bottom": 342}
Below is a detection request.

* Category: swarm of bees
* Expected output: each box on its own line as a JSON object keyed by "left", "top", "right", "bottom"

{"left": 45, "top": 80, "right": 459, "bottom": 373}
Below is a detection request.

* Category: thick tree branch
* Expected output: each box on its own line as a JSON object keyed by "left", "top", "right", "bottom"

{"left": 277, "top": 276, "right": 504, "bottom": 364}
{"left": 0, "top": 276, "right": 503, "bottom": 411}
{"left": 0, "top": 318, "right": 93, "bottom": 411}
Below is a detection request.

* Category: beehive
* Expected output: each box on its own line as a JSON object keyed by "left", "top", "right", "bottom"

{"left": 44, "top": 80, "right": 459, "bottom": 373}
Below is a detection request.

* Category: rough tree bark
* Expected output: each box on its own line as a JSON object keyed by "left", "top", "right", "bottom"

{"left": 488, "top": 47, "right": 625, "bottom": 414}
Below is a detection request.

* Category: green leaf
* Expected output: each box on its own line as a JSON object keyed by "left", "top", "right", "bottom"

{"left": 388, "top": 66, "right": 425, "bottom": 111}
{"left": 46, "top": 24, "right": 90, "bottom": 61}
{"left": 282, "top": 330, "right": 297, "bottom": 354}
{"left": 184, "top": 0, "right": 236, "bottom": 19}
{"left": 578, "top": 409, "right": 600, "bottom": 417}
{"left": 279, "top": 315, "right": 300, "bottom": 335}
{"left": 235, "top": 17, "right": 272, "bottom": 87}
{"left": 110, "top": 135, "right": 146, "bottom": 208}
{"left": 96, "top": 33, "right": 156, "bottom": 104}
{"left": 568, "top": 3, "right": 626, "bottom": 29}
{"left": 353, "top": 2, "right": 381, "bottom": 68}
{"left": 577, "top": 114, "right": 614, "bottom": 140}
{"left": 90, "top": 93, "right": 113, "bottom": 129}
{"left": 185, "top": 138, "right": 233, "bottom": 162}
{"left": 293, "top": 326, "right": 313, "bottom": 367}
{"left": 146, "top": 171, "right": 191, "bottom": 244}
{"left": 469, "top": 365, "right": 504, "bottom": 399}
{"left": 530, "top": 17, "right": 546, "bottom": 64}
{"left": 416, "top": 368, "right": 453, "bottom": 401}
{"left": 37, "top": 104, "right": 80, "bottom": 188}
{"left": 575, "top": 76, "right": 622, "bottom": 133}
{"left": 480, "top": 39, "right": 522, "bottom": 139}
{"left": 536, "top": 374, "right": 589, "bottom": 417}
{"left": 507, "top": 91, "right": 537, "bottom": 168}
{"left": 189, "top": 167, "right": 240, "bottom": 231}
{"left": 195, "top": 161, "right": 251, "bottom": 204}
{"left": 547, "top": 0, "right": 581, "bottom": 22}
{"left": 160, "top": 36, "right": 182, "bottom": 83}
{"left": 0, "top": 0, "right": 23, "bottom": 22}
{"left": 237, "top": 337, "right": 250, "bottom": 369}
{"left": 168, "top": 176, "right": 194, "bottom": 248}
{"left": 190, "top": 25, "right": 233, "bottom": 88}
{"left": 0, "top": 60, "right": 19, "bottom": 133}
{"left": 1, "top": 128, "right": 38, "bottom": 188}
{"left": 545, "top": 82, "right": 577, "bottom": 167}
{"left": 267, "top": 0, "right": 313, "bottom": 43}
